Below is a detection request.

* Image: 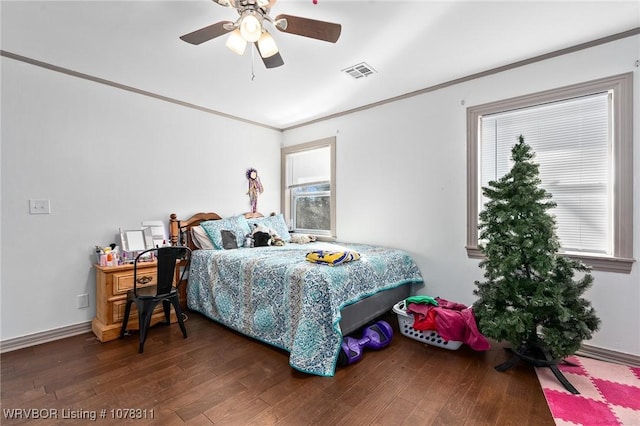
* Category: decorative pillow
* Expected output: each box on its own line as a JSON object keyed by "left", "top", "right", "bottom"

{"left": 220, "top": 230, "right": 238, "bottom": 250}
{"left": 191, "top": 226, "right": 214, "bottom": 250}
{"left": 306, "top": 250, "right": 361, "bottom": 266}
{"left": 247, "top": 213, "right": 291, "bottom": 242}
{"left": 200, "top": 215, "right": 251, "bottom": 250}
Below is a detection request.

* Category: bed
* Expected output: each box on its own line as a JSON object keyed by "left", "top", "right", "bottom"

{"left": 169, "top": 212, "right": 424, "bottom": 376}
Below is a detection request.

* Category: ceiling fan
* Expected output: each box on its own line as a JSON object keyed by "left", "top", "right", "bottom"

{"left": 180, "top": 0, "right": 342, "bottom": 69}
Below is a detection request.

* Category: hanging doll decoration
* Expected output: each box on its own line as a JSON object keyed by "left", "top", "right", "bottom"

{"left": 246, "top": 168, "right": 264, "bottom": 214}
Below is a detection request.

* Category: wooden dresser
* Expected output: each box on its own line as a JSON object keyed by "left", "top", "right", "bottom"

{"left": 92, "top": 261, "right": 187, "bottom": 342}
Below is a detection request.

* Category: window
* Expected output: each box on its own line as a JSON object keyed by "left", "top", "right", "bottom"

{"left": 291, "top": 182, "right": 331, "bottom": 233}
{"left": 282, "top": 137, "right": 336, "bottom": 238}
{"left": 466, "top": 73, "right": 634, "bottom": 273}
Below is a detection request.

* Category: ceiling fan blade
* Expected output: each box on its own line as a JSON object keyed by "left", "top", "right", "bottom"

{"left": 180, "top": 21, "right": 234, "bottom": 45}
{"left": 274, "top": 14, "right": 341, "bottom": 43}
{"left": 263, "top": 52, "right": 284, "bottom": 68}
{"left": 255, "top": 43, "right": 284, "bottom": 68}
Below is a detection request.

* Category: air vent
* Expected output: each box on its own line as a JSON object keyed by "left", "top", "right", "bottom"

{"left": 342, "top": 62, "right": 377, "bottom": 79}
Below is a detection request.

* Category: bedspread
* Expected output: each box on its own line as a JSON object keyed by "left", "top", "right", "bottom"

{"left": 186, "top": 242, "right": 423, "bottom": 376}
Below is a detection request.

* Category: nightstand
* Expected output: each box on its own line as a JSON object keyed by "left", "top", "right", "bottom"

{"left": 92, "top": 261, "right": 185, "bottom": 342}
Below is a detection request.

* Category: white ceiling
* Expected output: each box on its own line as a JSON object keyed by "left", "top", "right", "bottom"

{"left": 2, "top": 1, "right": 639, "bottom": 130}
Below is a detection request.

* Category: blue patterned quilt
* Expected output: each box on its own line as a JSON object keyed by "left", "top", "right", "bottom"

{"left": 186, "top": 242, "right": 423, "bottom": 376}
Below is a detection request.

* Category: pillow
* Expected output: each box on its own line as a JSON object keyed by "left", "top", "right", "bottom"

{"left": 220, "top": 230, "right": 238, "bottom": 250}
{"left": 247, "top": 213, "right": 291, "bottom": 242}
{"left": 200, "top": 215, "right": 251, "bottom": 250}
{"left": 191, "top": 225, "right": 214, "bottom": 250}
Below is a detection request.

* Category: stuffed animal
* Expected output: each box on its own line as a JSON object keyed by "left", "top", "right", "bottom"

{"left": 290, "top": 233, "right": 317, "bottom": 244}
{"left": 252, "top": 223, "right": 272, "bottom": 235}
{"left": 252, "top": 231, "right": 272, "bottom": 247}
{"left": 250, "top": 223, "right": 285, "bottom": 247}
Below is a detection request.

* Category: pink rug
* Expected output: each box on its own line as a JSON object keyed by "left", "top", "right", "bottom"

{"left": 535, "top": 355, "right": 640, "bottom": 425}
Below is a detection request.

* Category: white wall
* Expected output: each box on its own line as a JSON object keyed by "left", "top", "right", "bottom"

{"left": 1, "top": 57, "right": 282, "bottom": 340}
{"left": 283, "top": 36, "right": 640, "bottom": 357}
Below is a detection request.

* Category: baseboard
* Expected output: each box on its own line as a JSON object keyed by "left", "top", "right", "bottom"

{"left": 0, "top": 321, "right": 93, "bottom": 354}
{"left": 577, "top": 343, "right": 640, "bottom": 367}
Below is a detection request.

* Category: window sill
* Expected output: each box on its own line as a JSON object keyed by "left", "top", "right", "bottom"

{"left": 314, "top": 235, "right": 336, "bottom": 243}
{"left": 466, "top": 246, "right": 635, "bottom": 274}
{"left": 289, "top": 232, "right": 336, "bottom": 243}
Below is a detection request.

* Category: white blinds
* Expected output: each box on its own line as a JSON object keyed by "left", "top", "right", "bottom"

{"left": 480, "top": 92, "right": 612, "bottom": 255}
{"left": 285, "top": 146, "right": 331, "bottom": 188}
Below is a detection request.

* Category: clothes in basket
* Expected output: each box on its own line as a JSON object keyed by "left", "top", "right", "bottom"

{"left": 393, "top": 297, "right": 490, "bottom": 351}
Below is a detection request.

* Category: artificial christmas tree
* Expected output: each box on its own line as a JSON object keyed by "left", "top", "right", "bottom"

{"left": 472, "top": 135, "right": 600, "bottom": 394}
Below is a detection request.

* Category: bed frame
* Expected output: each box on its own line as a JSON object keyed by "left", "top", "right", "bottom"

{"left": 168, "top": 211, "right": 411, "bottom": 335}
{"left": 169, "top": 212, "right": 222, "bottom": 249}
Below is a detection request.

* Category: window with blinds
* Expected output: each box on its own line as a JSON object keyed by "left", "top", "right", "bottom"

{"left": 466, "top": 73, "right": 634, "bottom": 273}
{"left": 480, "top": 92, "right": 612, "bottom": 255}
{"left": 282, "top": 138, "right": 336, "bottom": 237}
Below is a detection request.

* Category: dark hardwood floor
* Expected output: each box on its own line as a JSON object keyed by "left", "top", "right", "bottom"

{"left": 1, "top": 311, "right": 554, "bottom": 425}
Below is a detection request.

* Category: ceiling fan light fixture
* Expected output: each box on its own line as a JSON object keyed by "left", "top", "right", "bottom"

{"left": 240, "top": 13, "right": 262, "bottom": 42}
{"left": 257, "top": 31, "right": 278, "bottom": 58}
{"left": 226, "top": 29, "right": 247, "bottom": 55}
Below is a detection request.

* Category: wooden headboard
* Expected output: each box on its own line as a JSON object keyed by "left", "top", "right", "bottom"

{"left": 169, "top": 212, "right": 264, "bottom": 250}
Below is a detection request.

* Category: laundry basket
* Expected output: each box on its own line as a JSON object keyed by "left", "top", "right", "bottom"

{"left": 392, "top": 300, "right": 463, "bottom": 350}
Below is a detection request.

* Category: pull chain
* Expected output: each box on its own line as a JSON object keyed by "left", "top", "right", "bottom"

{"left": 251, "top": 44, "right": 256, "bottom": 81}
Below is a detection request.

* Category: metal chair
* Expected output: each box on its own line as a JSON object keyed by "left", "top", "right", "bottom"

{"left": 119, "top": 246, "right": 191, "bottom": 353}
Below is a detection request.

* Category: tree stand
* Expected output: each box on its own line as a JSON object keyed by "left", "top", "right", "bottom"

{"left": 495, "top": 343, "right": 580, "bottom": 394}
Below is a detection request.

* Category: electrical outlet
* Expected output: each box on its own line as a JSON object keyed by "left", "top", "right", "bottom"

{"left": 77, "top": 294, "right": 89, "bottom": 309}
{"left": 29, "top": 199, "right": 51, "bottom": 214}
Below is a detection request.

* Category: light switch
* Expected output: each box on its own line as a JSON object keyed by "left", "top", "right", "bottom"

{"left": 29, "top": 199, "right": 51, "bottom": 214}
